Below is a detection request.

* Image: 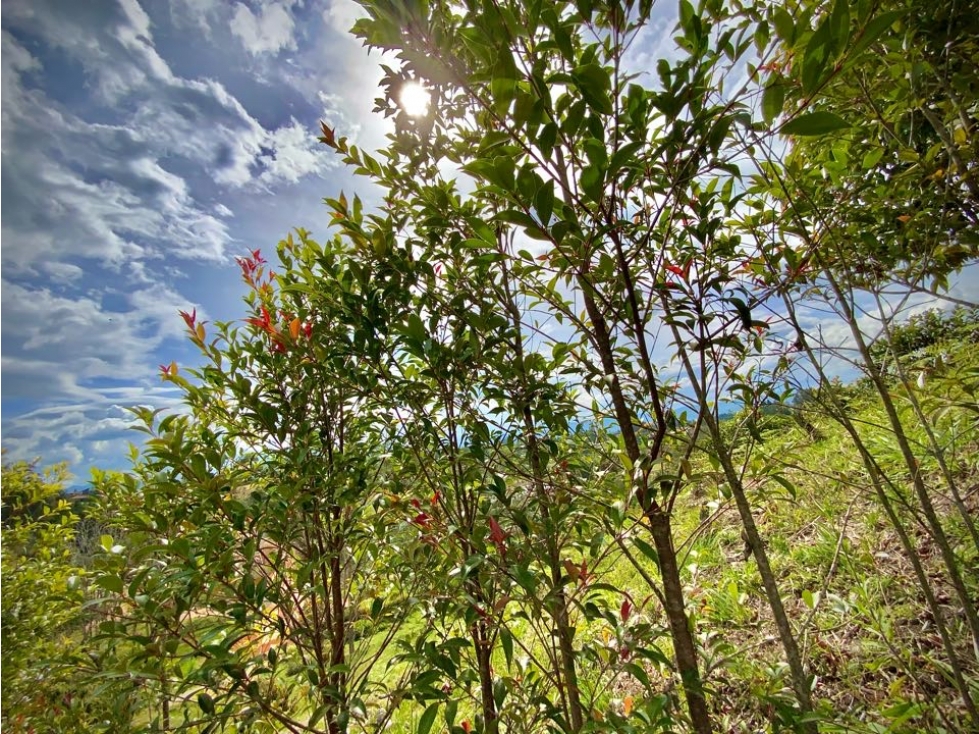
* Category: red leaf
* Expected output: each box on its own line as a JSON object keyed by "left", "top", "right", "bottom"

{"left": 488, "top": 516, "right": 507, "bottom": 547}
{"left": 665, "top": 263, "right": 685, "bottom": 278}
{"left": 412, "top": 512, "right": 430, "bottom": 528}
{"left": 179, "top": 308, "right": 196, "bottom": 330}
{"left": 462, "top": 721, "right": 472, "bottom": 733}
{"left": 620, "top": 597, "right": 632, "bottom": 623}
{"left": 247, "top": 306, "right": 275, "bottom": 334}
{"left": 319, "top": 122, "right": 337, "bottom": 148}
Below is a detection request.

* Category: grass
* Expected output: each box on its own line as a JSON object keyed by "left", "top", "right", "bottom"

{"left": 46, "top": 342, "right": 979, "bottom": 734}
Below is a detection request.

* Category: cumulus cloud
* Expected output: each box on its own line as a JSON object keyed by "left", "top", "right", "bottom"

{"left": 169, "top": 0, "right": 223, "bottom": 36}
{"left": 1, "top": 5, "right": 339, "bottom": 274}
{"left": 0, "top": 278, "right": 198, "bottom": 467}
{"left": 41, "top": 262, "right": 86, "bottom": 286}
{"left": 231, "top": 1, "right": 299, "bottom": 56}
{"left": 323, "top": 0, "right": 365, "bottom": 37}
{"left": 1, "top": 391, "right": 186, "bottom": 473}
{"left": 0, "top": 0, "right": 377, "bottom": 474}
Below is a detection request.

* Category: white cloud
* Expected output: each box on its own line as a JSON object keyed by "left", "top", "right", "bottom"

{"left": 257, "top": 118, "right": 335, "bottom": 185}
{"left": 231, "top": 1, "right": 299, "bottom": 56}
{"left": 41, "top": 262, "right": 85, "bottom": 286}
{"left": 0, "top": 0, "right": 378, "bottom": 474}
{"left": 323, "top": 0, "right": 365, "bottom": 37}
{"left": 0, "top": 9, "right": 344, "bottom": 273}
{"left": 169, "top": 0, "right": 223, "bottom": 36}
{"left": 0, "top": 278, "right": 200, "bottom": 468}
{"left": 1, "top": 390, "right": 187, "bottom": 473}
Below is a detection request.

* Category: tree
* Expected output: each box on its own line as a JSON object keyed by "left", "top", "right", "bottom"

{"left": 1, "top": 456, "right": 87, "bottom": 732}
{"left": 93, "top": 237, "right": 426, "bottom": 734}
{"left": 78, "top": 0, "right": 979, "bottom": 731}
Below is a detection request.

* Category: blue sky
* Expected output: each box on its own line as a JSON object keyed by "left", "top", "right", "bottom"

{"left": 1, "top": 0, "right": 401, "bottom": 475}
{"left": 0, "top": 0, "right": 686, "bottom": 479}
{"left": 4, "top": 1, "right": 972, "bottom": 480}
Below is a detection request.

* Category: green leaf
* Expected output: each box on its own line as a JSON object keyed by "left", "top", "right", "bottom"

{"left": 580, "top": 165, "right": 604, "bottom": 203}
{"left": 761, "top": 83, "right": 785, "bottom": 125}
{"left": 847, "top": 10, "right": 904, "bottom": 62}
{"left": 513, "top": 564, "right": 538, "bottom": 594}
{"left": 500, "top": 627, "right": 514, "bottom": 669}
{"left": 862, "top": 147, "right": 884, "bottom": 169}
{"left": 198, "top": 692, "right": 216, "bottom": 715}
{"left": 95, "top": 574, "right": 123, "bottom": 594}
{"left": 535, "top": 179, "right": 555, "bottom": 226}
{"left": 770, "top": 474, "right": 797, "bottom": 499}
{"left": 829, "top": 0, "right": 851, "bottom": 52}
{"left": 572, "top": 63, "right": 613, "bottom": 115}
{"left": 539, "top": 122, "right": 558, "bottom": 158}
{"left": 802, "top": 589, "right": 820, "bottom": 609}
{"left": 772, "top": 8, "right": 794, "bottom": 43}
{"left": 418, "top": 702, "right": 439, "bottom": 734}
{"left": 801, "top": 17, "right": 833, "bottom": 94}
{"left": 632, "top": 537, "right": 659, "bottom": 568}
{"left": 445, "top": 700, "right": 458, "bottom": 730}
{"left": 780, "top": 112, "right": 851, "bottom": 136}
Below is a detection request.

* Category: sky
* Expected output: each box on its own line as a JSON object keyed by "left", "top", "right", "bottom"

{"left": 2, "top": 1, "right": 973, "bottom": 481}
{"left": 0, "top": 0, "right": 401, "bottom": 476}
{"left": 0, "top": 0, "right": 687, "bottom": 480}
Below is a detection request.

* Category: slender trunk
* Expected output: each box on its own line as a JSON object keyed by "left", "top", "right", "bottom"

{"left": 873, "top": 295, "right": 979, "bottom": 554}
{"left": 499, "top": 252, "right": 585, "bottom": 731}
{"left": 709, "top": 430, "right": 817, "bottom": 733}
{"left": 781, "top": 298, "right": 979, "bottom": 724}
{"left": 328, "top": 505, "right": 346, "bottom": 734}
{"left": 472, "top": 616, "right": 499, "bottom": 734}
{"left": 527, "top": 415, "right": 584, "bottom": 731}
{"left": 580, "top": 281, "right": 713, "bottom": 734}
{"left": 160, "top": 669, "right": 171, "bottom": 733}
{"left": 667, "top": 326, "right": 818, "bottom": 733}
{"left": 647, "top": 511, "right": 713, "bottom": 734}
{"left": 822, "top": 267, "right": 979, "bottom": 654}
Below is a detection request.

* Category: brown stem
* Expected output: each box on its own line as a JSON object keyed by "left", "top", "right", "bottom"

{"left": 579, "top": 280, "right": 712, "bottom": 734}
{"left": 665, "top": 309, "right": 818, "bottom": 733}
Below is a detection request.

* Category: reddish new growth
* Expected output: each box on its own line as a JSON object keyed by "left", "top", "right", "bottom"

{"left": 664, "top": 258, "right": 692, "bottom": 281}
{"left": 488, "top": 516, "right": 508, "bottom": 555}
{"left": 235, "top": 249, "right": 269, "bottom": 288}
{"left": 237, "top": 250, "right": 315, "bottom": 354}
{"left": 620, "top": 596, "right": 633, "bottom": 623}
{"left": 179, "top": 308, "right": 196, "bottom": 330}
{"left": 247, "top": 305, "right": 276, "bottom": 335}
{"left": 245, "top": 305, "right": 288, "bottom": 354}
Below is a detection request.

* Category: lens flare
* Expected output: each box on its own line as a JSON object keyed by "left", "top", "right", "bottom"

{"left": 398, "top": 82, "right": 431, "bottom": 118}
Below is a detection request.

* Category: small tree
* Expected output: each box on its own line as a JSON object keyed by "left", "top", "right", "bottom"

{"left": 1, "top": 457, "right": 88, "bottom": 732}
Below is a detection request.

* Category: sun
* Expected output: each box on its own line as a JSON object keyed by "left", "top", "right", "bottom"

{"left": 398, "top": 81, "right": 431, "bottom": 118}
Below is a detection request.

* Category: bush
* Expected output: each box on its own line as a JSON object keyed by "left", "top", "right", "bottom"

{"left": 870, "top": 306, "right": 979, "bottom": 373}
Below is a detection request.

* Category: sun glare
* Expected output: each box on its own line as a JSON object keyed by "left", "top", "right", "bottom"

{"left": 398, "top": 82, "right": 431, "bottom": 118}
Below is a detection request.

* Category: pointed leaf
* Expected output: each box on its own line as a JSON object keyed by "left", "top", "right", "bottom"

{"left": 780, "top": 112, "right": 851, "bottom": 136}
{"left": 761, "top": 83, "right": 785, "bottom": 125}
{"left": 848, "top": 10, "right": 904, "bottom": 61}
{"left": 535, "top": 179, "right": 555, "bottom": 226}
{"left": 418, "top": 702, "right": 439, "bottom": 734}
